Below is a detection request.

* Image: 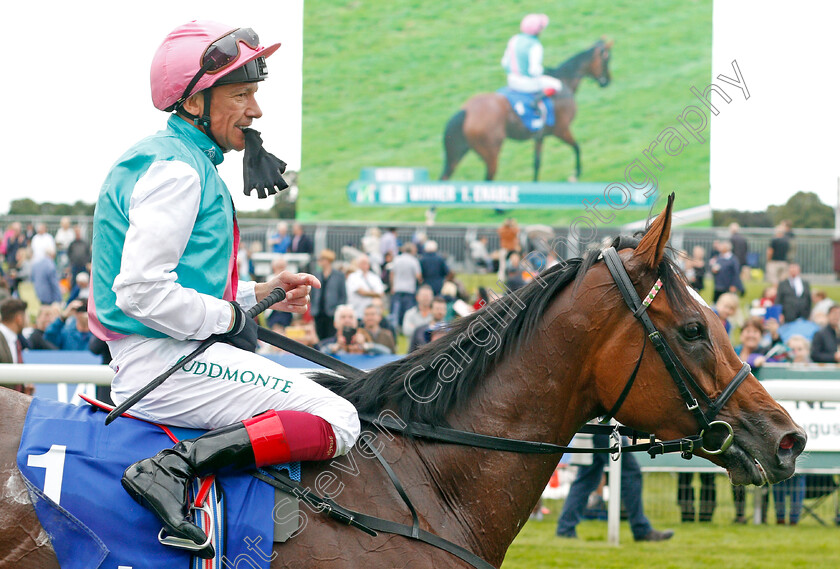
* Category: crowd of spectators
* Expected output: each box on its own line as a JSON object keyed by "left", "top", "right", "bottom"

{"left": 0, "top": 218, "right": 97, "bottom": 396}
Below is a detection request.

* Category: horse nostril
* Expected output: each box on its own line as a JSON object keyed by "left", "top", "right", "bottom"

{"left": 779, "top": 434, "right": 795, "bottom": 450}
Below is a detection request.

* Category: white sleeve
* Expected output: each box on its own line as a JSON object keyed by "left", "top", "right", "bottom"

{"left": 236, "top": 280, "right": 257, "bottom": 310}
{"left": 529, "top": 43, "right": 544, "bottom": 76}
{"left": 112, "top": 160, "right": 233, "bottom": 341}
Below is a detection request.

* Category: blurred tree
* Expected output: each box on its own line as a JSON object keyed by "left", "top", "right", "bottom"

{"left": 712, "top": 209, "right": 773, "bottom": 227}
{"left": 8, "top": 199, "right": 94, "bottom": 216}
{"left": 768, "top": 191, "right": 833, "bottom": 229}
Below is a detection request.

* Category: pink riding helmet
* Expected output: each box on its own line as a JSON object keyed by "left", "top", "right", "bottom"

{"left": 150, "top": 20, "right": 281, "bottom": 112}
{"left": 520, "top": 13, "right": 549, "bottom": 36}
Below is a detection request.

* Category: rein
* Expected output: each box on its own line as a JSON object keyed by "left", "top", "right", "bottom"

{"left": 257, "top": 248, "right": 752, "bottom": 569}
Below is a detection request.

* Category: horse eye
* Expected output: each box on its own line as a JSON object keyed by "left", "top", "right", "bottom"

{"left": 681, "top": 323, "right": 704, "bottom": 341}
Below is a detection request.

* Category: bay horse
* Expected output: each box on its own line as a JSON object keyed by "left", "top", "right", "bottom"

{"left": 1, "top": 197, "right": 805, "bottom": 568}
{"left": 440, "top": 39, "right": 613, "bottom": 183}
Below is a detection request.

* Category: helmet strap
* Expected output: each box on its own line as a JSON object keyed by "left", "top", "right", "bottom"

{"left": 174, "top": 89, "right": 225, "bottom": 152}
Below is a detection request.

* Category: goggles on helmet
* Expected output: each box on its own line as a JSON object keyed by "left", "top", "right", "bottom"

{"left": 173, "top": 28, "right": 262, "bottom": 110}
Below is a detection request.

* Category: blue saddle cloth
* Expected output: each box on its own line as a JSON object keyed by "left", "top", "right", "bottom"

{"left": 497, "top": 87, "right": 555, "bottom": 132}
{"left": 16, "top": 398, "right": 283, "bottom": 569}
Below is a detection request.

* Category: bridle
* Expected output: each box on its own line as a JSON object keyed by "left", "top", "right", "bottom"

{"left": 601, "top": 247, "right": 751, "bottom": 456}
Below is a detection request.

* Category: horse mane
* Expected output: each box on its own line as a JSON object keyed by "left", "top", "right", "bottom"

{"left": 312, "top": 227, "right": 695, "bottom": 427}
{"left": 546, "top": 40, "right": 606, "bottom": 80}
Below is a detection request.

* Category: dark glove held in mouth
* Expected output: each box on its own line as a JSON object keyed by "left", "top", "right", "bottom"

{"left": 243, "top": 128, "right": 289, "bottom": 199}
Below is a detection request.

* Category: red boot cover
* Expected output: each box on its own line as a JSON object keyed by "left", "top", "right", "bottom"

{"left": 243, "top": 410, "right": 337, "bottom": 466}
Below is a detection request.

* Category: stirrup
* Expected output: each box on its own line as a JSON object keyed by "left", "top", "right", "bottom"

{"left": 158, "top": 500, "right": 214, "bottom": 555}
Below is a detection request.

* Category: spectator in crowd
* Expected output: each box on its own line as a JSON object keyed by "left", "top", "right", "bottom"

{"left": 67, "top": 226, "right": 92, "bottom": 281}
{"left": 811, "top": 305, "right": 840, "bottom": 363}
{"left": 368, "top": 296, "right": 395, "bottom": 336}
{"left": 54, "top": 216, "right": 75, "bottom": 269}
{"left": 759, "top": 315, "right": 787, "bottom": 360}
{"left": 683, "top": 246, "right": 707, "bottom": 292}
{"left": 361, "top": 227, "right": 383, "bottom": 271}
{"left": 710, "top": 240, "right": 743, "bottom": 302}
{"left": 29, "top": 223, "right": 56, "bottom": 263}
{"left": 787, "top": 335, "right": 811, "bottom": 364}
{"left": 556, "top": 432, "right": 674, "bottom": 542}
{"left": 504, "top": 252, "right": 527, "bottom": 291}
{"left": 729, "top": 222, "right": 750, "bottom": 282}
{"left": 380, "top": 227, "right": 399, "bottom": 262}
{"left": 766, "top": 225, "right": 790, "bottom": 285}
{"left": 735, "top": 317, "right": 771, "bottom": 369}
{"left": 497, "top": 217, "right": 521, "bottom": 255}
{"left": 0, "top": 298, "right": 26, "bottom": 363}
{"left": 403, "top": 285, "right": 434, "bottom": 339}
{"left": 3, "top": 222, "right": 27, "bottom": 271}
{"left": 811, "top": 290, "right": 834, "bottom": 326}
{"left": 44, "top": 299, "right": 92, "bottom": 351}
{"left": 289, "top": 222, "right": 313, "bottom": 255}
{"left": 389, "top": 243, "right": 422, "bottom": 330}
{"left": 310, "top": 249, "right": 346, "bottom": 342}
{"left": 419, "top": 240, "right": 449, "bottom": 296}
{"left": 268, "top": 221, "right": 291, "bottom": 254}
{"left": 361, "top": 304, "right": 395, "bottom": 354}
{"left": 30, "top": 246, "right": 63, "bottom": 306}
{"left": 756, "top": 286, "right": 777, "bottom": 309}
{"left": 0, "top": 298, "right": 33, "bottom": 393}
{"left": 469, "top": 235, "right": 495, "bottom": 273}
{"left": 66, "top": 271, "right": 91, "bottom": 306}
{"left": 409, "top": 296, "right": 448, "bottom": 352}
{"left": 776, "top": 263, "right": 811, "bottom": 323}
{"left": 678, "top": 472, "right": 716, "bottom": 523}
{"left": 316, "top": 304, "right": 385, "bottom": 356}
{"left": 25, "top": 305, "right": 59, "bottom": 350}
{"left": 346, "top": 254, "right": 385, "bottom": 319}
{"left": 713, "top": 292, "right": 740, "bottom": 336}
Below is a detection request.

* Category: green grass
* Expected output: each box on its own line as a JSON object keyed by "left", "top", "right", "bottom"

{"left": 300, "top": 0, "right": 713, "bottom": 224}
{"left": 502, "top": 471, "right": 840, "bottom": 568}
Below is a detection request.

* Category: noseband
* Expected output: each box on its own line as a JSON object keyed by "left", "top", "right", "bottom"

{"left": 601, "top": 247, "right": 751, "bottom": 456}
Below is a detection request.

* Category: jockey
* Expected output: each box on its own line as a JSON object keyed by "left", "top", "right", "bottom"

{"left": 501, "top": 14, "right": 563, "bottom": 100}
{"left": 89, "top": 20, "right": 359, "bottom": 555}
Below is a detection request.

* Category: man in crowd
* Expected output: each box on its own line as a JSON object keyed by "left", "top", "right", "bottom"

{"left": 361, "top": 304, "right": 395, "bottom": 354}
{"left": 29, "top": 223, "right": 56, "bottom": 263}
{"left": 409, "top": 296, "right": 448, "bottom": 352}
{"left": 310, "top": 249, "right": 346, "bottom": 341}
{"left": 766, "top": 225, "right": 790, "bottom": 285}
{"left": 776, "top": 263, "right": 811, "bottom": 323}
{"left": 30, "top": 246, "right": 63, "bottom": 306}
{"left": 316, "top": 304, "right": 389, "bottom": 356}
{"left": 710, "top": 241, "right": 743, "bottom": 302}
{"left": 268, "top": 221, "right": 291, "bottom": 254}
{"left": 346, "top": 254, "right": 385, "bottom": 319}
{"left": 289, "top": 222, "right": 313, "bottom": 254}
{"left": 419, "top": 240, "right": 449, "bottom": 296}
{"left": 67, "top": 226, "right": 92, "bottom": 281}
{"left": 402, "top": 285, "right": 434, "bottom": 339}
{"left": 0, "top": 298, "right": 33, "bottom": 393}
{"left": 811, "top": 305, "right": 840, "bottom": 363}
{"left": 44, "top": 299, "right": 92, "bottom": 351}
{"left": 389, "top": 243, "right": 422, "bottom": 331}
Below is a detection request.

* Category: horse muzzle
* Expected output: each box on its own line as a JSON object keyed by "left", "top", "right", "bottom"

{"left": 720, "top": 426, "right": 806, "bottom": 486}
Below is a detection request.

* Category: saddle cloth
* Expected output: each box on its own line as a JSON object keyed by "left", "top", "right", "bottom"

{"left": 16, "top": 397, "right": 283, "bottom": 569}
{"left": 497, "top": 87, "right": 555, "bottom": 132}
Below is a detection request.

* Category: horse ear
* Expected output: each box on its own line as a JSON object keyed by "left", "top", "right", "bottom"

{"left": 634, "top": 193, "right": 674, "bottom": 268}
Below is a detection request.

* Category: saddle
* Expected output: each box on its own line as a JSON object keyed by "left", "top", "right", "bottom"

{"left": 17, "top": 396, "right": 299, "bottom": 569}
{"left": 497, "top": 87, "right": 556, "bottom": 133}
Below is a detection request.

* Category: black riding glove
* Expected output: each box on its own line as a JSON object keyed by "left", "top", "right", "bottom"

{"left": 219, "top": 302, "right": 258, "bottom": 352}
{"left": 242, "top": 128, "right": 289, "bottom": 199}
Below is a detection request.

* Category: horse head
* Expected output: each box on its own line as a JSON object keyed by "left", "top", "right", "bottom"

{"left": 590, "top": 38, "right": 613, "bottom": 87}
{"left": 586, "top": 194, "right": 805, "bottom": 486}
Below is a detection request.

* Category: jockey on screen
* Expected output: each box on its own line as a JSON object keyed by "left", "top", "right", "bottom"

{"left": 501, "top": 13, "right": 563, "bottom": 119}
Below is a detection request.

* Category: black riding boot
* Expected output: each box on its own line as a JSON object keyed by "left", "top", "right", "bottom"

{"left": 122, "top": 422, "right": 257, "bottom": 557}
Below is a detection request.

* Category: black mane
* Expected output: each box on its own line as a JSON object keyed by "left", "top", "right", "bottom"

{"left": 312, "top": 230, "right": 695, "bottom": 427}
{"left": 546, "top": 40, "right": 605, "bottom": 80}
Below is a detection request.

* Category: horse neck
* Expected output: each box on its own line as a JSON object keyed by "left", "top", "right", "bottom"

{"left": 418, "top": 292, "right": 601, "bottom": 565}
{"left": 551, "top": 50, "right": 596, "bottom": 93}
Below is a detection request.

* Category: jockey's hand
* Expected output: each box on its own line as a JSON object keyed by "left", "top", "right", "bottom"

{"left": 256, "top": 271, "right": 321, "bottom": 314}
